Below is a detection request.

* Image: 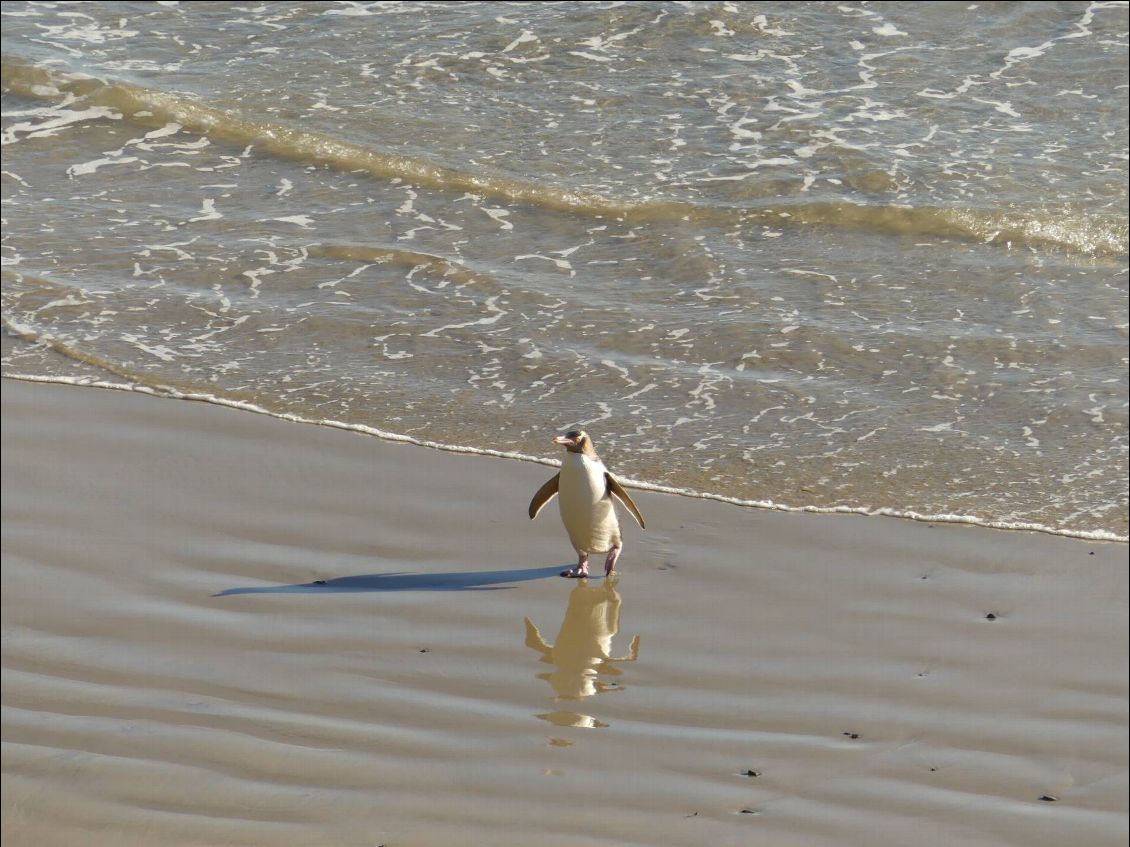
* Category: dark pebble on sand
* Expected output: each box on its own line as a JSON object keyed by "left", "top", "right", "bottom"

{"left": 419, "top": 648, "right": 430, "bottom": 653}
{"left": 985, "top": 613, "right": 997, "bottom": 620}
{"left": 843, "top": 732, "right": 860, "bottom": 739}
{"left": 1039, "top": 795, "right": 1058, "bottom": 802}
{"left": 742, "top": 769, "right": 762, "bottom": 778}
{"left": 740, "top": 808, "right": 759, "bottom": 815}
{"left": 313, "top": 579, "right": 327, "bottom": 585}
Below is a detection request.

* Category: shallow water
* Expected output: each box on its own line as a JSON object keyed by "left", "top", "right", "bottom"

{"left": 2, "top": 1, "right": 1127, "bottom": 539}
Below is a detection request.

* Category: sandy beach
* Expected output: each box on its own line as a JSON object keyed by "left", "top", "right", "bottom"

{"left": 2, "top": 378, "right": 1127, "bottom": 847}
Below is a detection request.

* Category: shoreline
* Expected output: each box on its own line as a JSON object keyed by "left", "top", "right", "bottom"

{"left": 3, "top": 378, "right": 1127, "bottom": 847}
{"left": 4, "top": 372, "right": 1123, "bottom": 544}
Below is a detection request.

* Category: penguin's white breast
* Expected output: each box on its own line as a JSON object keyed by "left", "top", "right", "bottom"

{"left": 558, "top": 454, "right": 619, "bottom": 552}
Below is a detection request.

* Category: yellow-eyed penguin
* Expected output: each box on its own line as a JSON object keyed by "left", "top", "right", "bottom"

{"left": 528, "top": 430, "right": 646, "bottom": 578}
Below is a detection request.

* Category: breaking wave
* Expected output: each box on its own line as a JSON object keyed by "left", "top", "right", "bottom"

{"left": 4, "top": 57, "right": 1125, "bottom": 258}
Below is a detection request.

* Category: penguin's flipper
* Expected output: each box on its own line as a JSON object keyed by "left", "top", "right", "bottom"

{"left": 606, "top": 473, "right": 646, "bottom": 529}
{"left": 528, "top": 474, "right": 560, "bottom": 519}
{"left": 524, "top": 616, "right": 552, "bottom": 656}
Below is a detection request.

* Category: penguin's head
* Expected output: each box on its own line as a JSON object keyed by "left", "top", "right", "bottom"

{"left": 553, "top": 429, "right": 594, "bottom": 454}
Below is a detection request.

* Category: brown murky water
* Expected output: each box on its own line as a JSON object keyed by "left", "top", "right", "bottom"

{"left": 3, "top": 1, "right": 1127, "bottom": 538}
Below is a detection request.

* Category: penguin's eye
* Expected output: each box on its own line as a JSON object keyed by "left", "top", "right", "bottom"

{"left": 565, "top": 430, "right": 582, "bottom": 439}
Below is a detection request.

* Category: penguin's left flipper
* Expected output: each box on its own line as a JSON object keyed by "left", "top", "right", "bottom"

{"left": 528, "top": 473, "right": 560, "bottom": 519}
{"left": 606, "top": 473, "right": 646, "bottom": 529}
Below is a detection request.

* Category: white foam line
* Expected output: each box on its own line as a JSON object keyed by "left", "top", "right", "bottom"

{"left": 421, "top": 296, "right": 505, "bottom": 337}
{"left": 481, "top": 206, "right": 513, "bottom": 230}
{"left": 2, "top": 106, "right": 120, "bottom": 146}
{"left": 187, "top": 198, "right": 222, "bottom": 223}
{"left": 67, "top": 156, "right": 139, "bottom": 178}
{"left": 3, "top": 374, "right": 1125, "bottom": 544}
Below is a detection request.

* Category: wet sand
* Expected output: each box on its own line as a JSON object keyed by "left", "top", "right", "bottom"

{"left": 2, "top": 378, "right": 1127, "bottom": 847}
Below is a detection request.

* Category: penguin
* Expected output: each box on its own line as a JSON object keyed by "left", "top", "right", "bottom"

{"left": 528, "top": 430, "right": 646, "bottom": 578}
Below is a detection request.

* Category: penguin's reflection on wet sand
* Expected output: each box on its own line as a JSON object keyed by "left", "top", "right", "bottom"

{"left": 525, "top": 578, "right": 640, "bottom": 728}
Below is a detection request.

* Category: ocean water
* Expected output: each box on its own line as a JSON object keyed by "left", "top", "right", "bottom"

{"left": 2, "top": 1, "right": 1127, "bottom": 540}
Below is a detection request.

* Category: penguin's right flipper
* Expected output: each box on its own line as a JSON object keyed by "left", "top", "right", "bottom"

{"left": 524, "top": 616, "right": 553, "bottom": 655}
{"left": 528, "top": 474, "right": 560, "bottom": 519}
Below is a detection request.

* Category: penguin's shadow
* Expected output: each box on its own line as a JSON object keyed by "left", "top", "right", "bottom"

{"left": 214, "top": 564, "right": 568, "bottom": 596}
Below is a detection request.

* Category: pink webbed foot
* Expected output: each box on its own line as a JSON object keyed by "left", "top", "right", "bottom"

{"left": 561, "top": 554, "right": 590, "bottom": 579}
{"left": 559, "top": 565, "right": 590, "bottom": 579}
{"left": 604, "top": 545, "right": 622, "bottom": 576}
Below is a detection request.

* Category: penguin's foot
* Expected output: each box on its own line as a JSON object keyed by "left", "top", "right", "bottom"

{"left": 561, "top": 554, "right": 589, "bottom": 579}
{"left": 604, "top": 545, "right": 622, "bottom": 576}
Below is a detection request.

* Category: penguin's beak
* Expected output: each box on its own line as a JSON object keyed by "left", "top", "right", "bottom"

{"left": 552, "top": 434, "right": 573, "bottom": 446}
